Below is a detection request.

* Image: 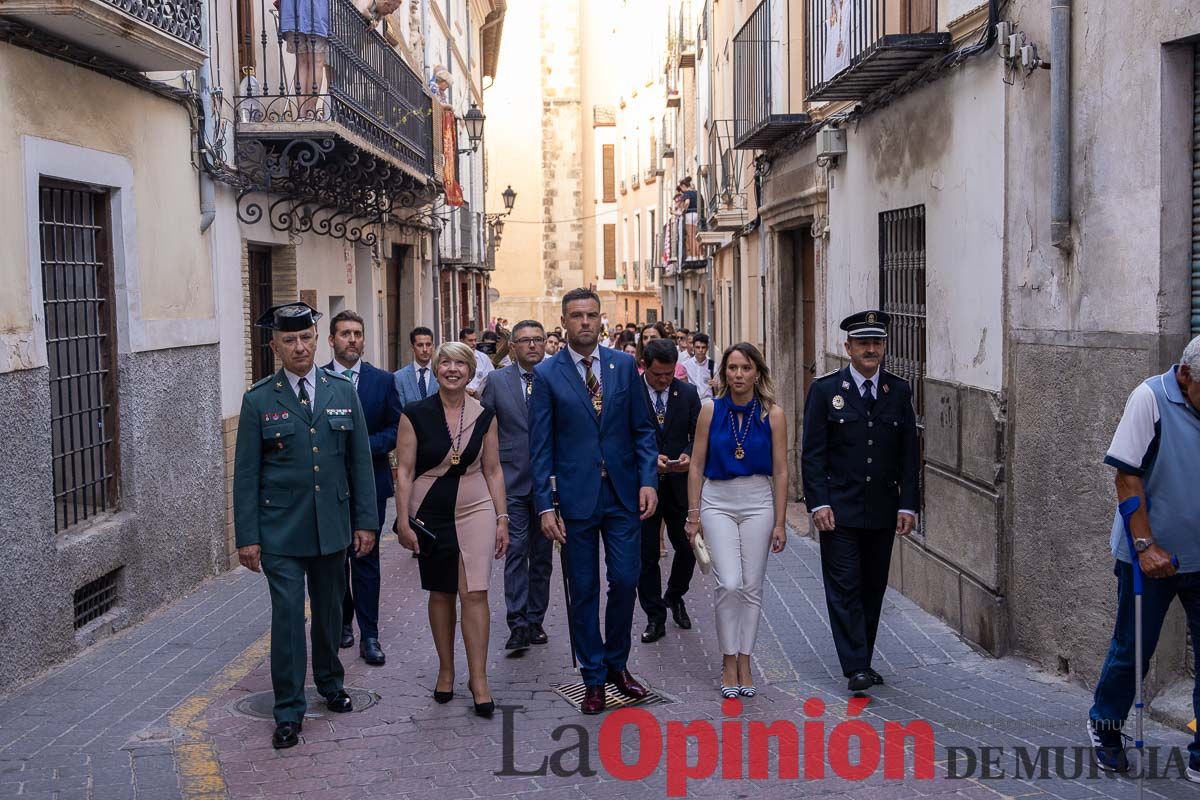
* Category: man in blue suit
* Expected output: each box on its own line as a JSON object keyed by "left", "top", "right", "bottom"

{"left": 326, "top": 310, "right": 402, "bottom": 666}
{"left": 530, "top": 288, "right": 659, "bottom": 715}
{"left": 393, "top": 326, "right": 437, "bottom": 408}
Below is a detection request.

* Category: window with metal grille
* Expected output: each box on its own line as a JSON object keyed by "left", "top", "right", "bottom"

{"left": 73, "top": 567, "right": 121, "bottom": 629}
{"left": 40, "top": 182, "right": 120, "bottom": 534}
{"left": 248, "top": 246, "right": 274, "bottom": 382}
{"left": 879, "top": 205, "right": 927, "bottom": 521}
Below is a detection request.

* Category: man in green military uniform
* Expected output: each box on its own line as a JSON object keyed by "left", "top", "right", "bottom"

{"left": 233, "top": 302, "right": 379, "bottom": 749}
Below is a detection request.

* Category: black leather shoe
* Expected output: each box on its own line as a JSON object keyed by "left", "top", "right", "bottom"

{"left": 324, "top": 690, "right": 353, "bottom": 713}
{"left": 866, "top": 667, "right": 884, "bottom": 686}
{"left": 505, "top": 627, "right": 530, "bottom": 652}
{"left": 607, "top": 669, "right": 649, "bottom": 700}
{"left": 641, "top": 620, "right": 666, "bottom": 643}
{"left": 528, "top": 624, "right": 548, "bottom": 645}
{"left": 360, "top": 638, "right": 386, "bottom": 666}
{"left": 470, "top": 688, "right": 495, "bottom": 718}
{"left": 339, "top": 624, "right": 354, "bottom": 649}
{"left": 847, "top": 671, "right": 873, "bottom": 692}
{"left": 271, "top": 721, "right": 301, "bottom": 749}
{"left": 668, "top": 599, "right": 692, "bottom": 630}
{"left": 581, "top": 685, "right": 607, "bottom": 715}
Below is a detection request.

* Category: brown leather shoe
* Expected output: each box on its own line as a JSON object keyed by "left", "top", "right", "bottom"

{"left": 581, "top": 685, "right": 607, "bottom": 715}
{"left": 606, "top": 669, "right": 649, "bottom": 700}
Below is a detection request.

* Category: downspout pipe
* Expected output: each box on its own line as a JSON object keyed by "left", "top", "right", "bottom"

{"left": 197, "top": 0, "right": 216, "bottom": 233}
{"left": 1050, "top": 0, "right": 1071, "bottom": 251}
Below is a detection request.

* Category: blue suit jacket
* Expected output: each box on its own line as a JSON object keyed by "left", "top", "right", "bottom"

{"left": 325, "top": 361, "right": 402, "bottom": 502}
{"left": 529, "top": 346, "right": 658, "bottom": 520}
{"left": 394, "top": 361, "right": 438, "bottom": 409}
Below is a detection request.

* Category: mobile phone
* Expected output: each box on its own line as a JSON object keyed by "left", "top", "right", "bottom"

{"left": 665, "top": 458, "right": 682, "bottom": 467}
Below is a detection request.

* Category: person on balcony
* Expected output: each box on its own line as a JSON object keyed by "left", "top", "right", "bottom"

{"left": 278, "top": 0, "right": 330, "bottom": 117}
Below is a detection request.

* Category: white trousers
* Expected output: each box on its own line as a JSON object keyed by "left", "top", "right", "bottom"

{"left": 700, "top": 474, "right": 775, "bottom": 656}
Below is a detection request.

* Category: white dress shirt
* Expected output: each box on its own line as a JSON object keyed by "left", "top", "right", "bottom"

{"left": 644, "top": 375, "right": 669, "bottom": 415}
{"left": 284, "top": 365, "right": 319, "bottom": 403}
{"left": 333, "top": 358, "right": 360, "bottom": 388}
{"left": 468, "top": 349, "right": 494, "bottom": 392}
{"left": 810, "top": 365, "right": 915, "bottom": 519}
{"left": 683, "top": 354, "right": 713, "bottom": 401}
{"left": 567, "top": 344, "right": 602, "bottom": 389}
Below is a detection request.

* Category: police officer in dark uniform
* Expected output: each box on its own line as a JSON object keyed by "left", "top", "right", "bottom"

{"left": 233, "top": 302, "right": 379, "bottom": 749}
{"left": 801, "top": 310, "right": 919, "bottom": 693}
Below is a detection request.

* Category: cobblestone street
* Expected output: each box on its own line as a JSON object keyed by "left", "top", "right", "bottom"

{"left": 2, "top": 512, "right": 1198, "bottom": 800}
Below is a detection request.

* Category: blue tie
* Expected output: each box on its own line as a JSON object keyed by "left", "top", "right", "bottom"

{"left": 418, "top": 367, "right": 428, "bottom": 398}
{"left": 655, "top": 392, "right": 666, "bottom": 417}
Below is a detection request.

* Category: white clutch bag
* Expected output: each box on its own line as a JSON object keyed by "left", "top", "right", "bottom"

{"left": 692, "top": 531, "right": 713, "bottom": 575}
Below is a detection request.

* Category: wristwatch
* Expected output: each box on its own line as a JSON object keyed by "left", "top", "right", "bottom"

{"left": 1133, "top": 537, "right": 1154, "bottom": 553}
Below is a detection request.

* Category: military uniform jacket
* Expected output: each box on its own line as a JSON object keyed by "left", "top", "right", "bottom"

{"left": 233, "top": 368, "right": 379, "bottom": 557}
{"left": 801, "top": 366, "right": 920, "bottom": 530}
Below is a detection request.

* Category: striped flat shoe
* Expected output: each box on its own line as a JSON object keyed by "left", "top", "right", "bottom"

{"left": 721, "top": 685, "right": 742, "bottom": 699}
{"left": 739, "top": 685, "right": 757, "bottom": 697}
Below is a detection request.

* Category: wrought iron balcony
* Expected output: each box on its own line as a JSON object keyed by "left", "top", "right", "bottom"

{"left": 733, "top": 0, "right": 809, "bottom": 150}
{"left": 231, "top": 0, "right": 437, "bottom": 242}
{"left": 0, "top": 0, "right": 204, "bottom": 69}
{"left": 805, "top": 0, "right": 950, "bottom": 101}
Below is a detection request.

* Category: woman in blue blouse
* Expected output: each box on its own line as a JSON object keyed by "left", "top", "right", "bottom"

{"left": 685, "top": 343, "right": 788, "bottom": 698}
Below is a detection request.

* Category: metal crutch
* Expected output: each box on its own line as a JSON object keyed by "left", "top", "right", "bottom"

{"left": 1118, "top": 495, "right": 1178, "bottom": 797}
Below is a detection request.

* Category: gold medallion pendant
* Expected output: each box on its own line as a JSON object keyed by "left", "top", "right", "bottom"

{"left": 592, "top": 395, "right": 603, "bottom": 414}
{"left": 735, "top": 446, "right": 746, "bottom": 460}
{"left": 450, "top": 450, "right": 461, "bottom": 466}
{"left": 657, "top": 413, "right": 665, "bottom": 425}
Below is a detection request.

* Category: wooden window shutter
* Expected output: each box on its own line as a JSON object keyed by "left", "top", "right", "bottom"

{"left": 603, "top": 224, "right": 616, "bottom": 279}
{"left": 602, "top": 145, "right": 616, "bottom": 203}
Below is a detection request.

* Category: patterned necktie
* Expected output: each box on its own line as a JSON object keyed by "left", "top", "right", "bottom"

{"left": 581, "top": 357, "right": 602, "bottom": 414}
{"left": 522, "top": 372, "right": 534, "bottom": 405}
{"left": 297, "top": 377, "right": 311, "bottom": 415}
{"left": 654, "top": 391, "right": 666, "bottom": 419}
{"left": 418, "top": 367, "right": 428, "bottom": 398}
{"left": 862, "top": 379, "right": 875, "bottom": 413}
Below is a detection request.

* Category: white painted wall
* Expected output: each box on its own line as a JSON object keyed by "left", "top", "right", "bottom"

{"left": 825, "top": 60, "right": 1004, "bottom": 392}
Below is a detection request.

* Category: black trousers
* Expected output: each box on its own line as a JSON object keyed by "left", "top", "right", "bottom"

{"left": 637, "top": 490, "right": 696, "bottom": 625}
{"left": 343, "top": 492, "right": 386, "bottom": 639}
{"left": 819, "top": 525, "right": 895, "bottom": 676}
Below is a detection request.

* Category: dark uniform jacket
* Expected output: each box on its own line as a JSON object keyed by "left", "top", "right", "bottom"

{"left": 233, "top": 368, "right": 379, "bottom": 557}
{"left": 801, "top": 366, "right": 920, "bottom": 530}
{"left": 640, "top": 377, "right": 701, "bottom": 508}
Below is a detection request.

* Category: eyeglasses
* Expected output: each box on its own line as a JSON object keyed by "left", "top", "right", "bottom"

{"left": 514, "top": 337, "right": 546, "bottom": 346}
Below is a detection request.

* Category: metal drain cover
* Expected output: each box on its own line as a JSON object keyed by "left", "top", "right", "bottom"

{"left": 232, "top": 687, "right": 378, "bottom": 719}
{"left": 552, "top": 681, "right": 673, "bottom": 712}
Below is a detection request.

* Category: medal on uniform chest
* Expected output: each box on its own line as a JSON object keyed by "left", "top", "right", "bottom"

{"left": 832, "top": 395, "right": 845, "bottom": 410}
{"left": 729, "top": 399, "right": 757, "bottom": 460}
{"left": 446, "top": 401, "right": 466, "bottom": 465}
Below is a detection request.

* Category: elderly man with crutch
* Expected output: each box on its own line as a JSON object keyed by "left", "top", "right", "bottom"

{"left": 1087, "top": 335, "right": 1200, "bottom": 781}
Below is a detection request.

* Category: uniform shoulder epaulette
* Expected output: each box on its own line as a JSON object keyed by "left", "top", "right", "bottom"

{"left": 249, "top": 375, "right": 274, "bottom": 391}
{"left": 323, "top": 367, "right": 353, "bottom": 382}
{"left": 881, "top": 368, "right": 909, "bottom": 383}
{"left": 815, "top": 369, "right": 841, "bottom": 382}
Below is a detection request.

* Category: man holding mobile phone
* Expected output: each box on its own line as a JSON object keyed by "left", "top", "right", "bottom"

{"left": 637, "top": 339, "right": 702, "bottom": 643}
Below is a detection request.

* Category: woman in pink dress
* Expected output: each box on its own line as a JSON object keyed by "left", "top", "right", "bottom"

{"left": 394, "top": 342, "right": 509, "bottom": 717}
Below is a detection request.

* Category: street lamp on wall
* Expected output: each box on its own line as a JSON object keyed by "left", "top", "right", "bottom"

{"left": 486, "top": 184, "right": 517, "bottom": 254}
{"left": 459, "top": 103, "right": 486, "bottom": 153}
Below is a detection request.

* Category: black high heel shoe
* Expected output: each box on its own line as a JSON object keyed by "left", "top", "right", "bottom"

{"left": 433, "top": 688, "right": 454, "bottom": 704}
{"left": 470, "top": 687, "right": 495, "bottom": 718}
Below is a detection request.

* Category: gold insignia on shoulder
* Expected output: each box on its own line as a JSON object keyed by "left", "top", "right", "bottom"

{"left": 832, "top": 395, "right": 845, "bottom": 410}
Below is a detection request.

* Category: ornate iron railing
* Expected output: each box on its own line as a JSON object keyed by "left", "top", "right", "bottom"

{"left": 236, "top": 0, "right": 433, "bottom": 176}
{"left": 104, "top": 0, "right": 202, "bottom": 47}
{"left": 733, "top": 0, "right": 772, "bottom": 146}
{"left": 805, "top": 0, "right": 945, "bottom": 101}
